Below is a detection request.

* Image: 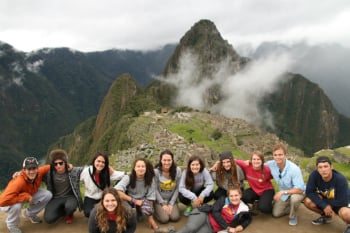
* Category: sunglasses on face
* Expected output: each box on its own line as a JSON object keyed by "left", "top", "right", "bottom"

{"left": 54, "top": 161, "right": 64, "bottom": 167}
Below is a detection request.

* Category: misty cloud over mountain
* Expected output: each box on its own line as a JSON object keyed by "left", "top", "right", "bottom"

{"left": 156, "top": 50, "right": 293, "bottom": 128}
{"left": 236, "top": 41, "right": 350, "bottom": 117}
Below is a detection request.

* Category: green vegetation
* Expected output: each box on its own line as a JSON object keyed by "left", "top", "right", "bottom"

{"left": 335, "top": 146, "right": 350, "bottom": 155}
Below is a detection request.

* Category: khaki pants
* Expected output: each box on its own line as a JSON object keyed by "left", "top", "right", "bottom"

{"left": 272, "top": 193, "right": 305, "bottom": 218}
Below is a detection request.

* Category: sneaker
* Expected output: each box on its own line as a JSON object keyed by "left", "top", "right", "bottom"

{"left": 344, "top": 225, "right": 350, "bottom": 233}
{"left": 312, "top": 215, "right": 332, "bottom": 225}
{"left": 289, "top": 216, "right": 298, "bottom": 226}
{"left": 22, "top": 209, "right": 42, "bottom": 223}
{"left": 65, "top": 215, "right": 74, "bottom": 224}
{"left": 183, "top": 205, "right": 192, "bottom": 216}
{"left": 8, "top": 226, "right": 22, "bottom": 233}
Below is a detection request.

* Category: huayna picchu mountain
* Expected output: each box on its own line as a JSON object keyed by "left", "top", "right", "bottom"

{"left": 147, "top": 19, "right": 350, "bottom": 155}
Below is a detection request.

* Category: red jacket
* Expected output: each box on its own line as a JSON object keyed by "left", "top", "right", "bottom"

{"left": 0, "top": 165, "right": 50, "bottom": 206}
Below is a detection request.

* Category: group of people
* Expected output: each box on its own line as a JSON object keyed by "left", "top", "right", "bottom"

{"left": 0, "top": 144, "right": 350, "bottom": 233}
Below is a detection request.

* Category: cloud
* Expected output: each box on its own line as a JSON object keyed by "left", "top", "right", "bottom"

{"left": 214, "top": 53, "right": 293, "bottom": 127}
{"left": 1, "top": 0, "right": 350, "bottom": 52}
{"left": 158, "top": 50, "right": 293, "bottom": 128}
{"left": 26, "top": 60, "right": 44, "bottom": 73}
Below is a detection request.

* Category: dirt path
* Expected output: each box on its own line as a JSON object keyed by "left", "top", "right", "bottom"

{"left": 0, "top": 204, "right": 345, "bottom": 233}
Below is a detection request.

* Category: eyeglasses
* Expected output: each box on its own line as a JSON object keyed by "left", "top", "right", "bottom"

{"left": 54, "top": 161, "right": 64, "bottom": 167}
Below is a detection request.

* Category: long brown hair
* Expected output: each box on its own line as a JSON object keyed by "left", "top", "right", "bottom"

{"left": 155, "top": 149, "right": 178, "bottom": 181}
{"left": 129, "top": 158, "right": 154, "bottom": 189}
{"left": 96, "top": 188, "right": 129, "bottom": 233}
{"left": 185, "top": 155, "right": 205, "bottom": 190}
{"left": 91, "top": 152, "right": 110, "bottom": 189}
{"left": 216, "top": 156, "right": 239, "bottom": 188}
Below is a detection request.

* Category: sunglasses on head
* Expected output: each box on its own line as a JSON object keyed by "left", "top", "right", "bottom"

{"left": 54, "top": 161, "right": 64, "bottom": 166}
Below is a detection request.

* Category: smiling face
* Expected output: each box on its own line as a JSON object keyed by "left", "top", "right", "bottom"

{"left": 251, "top": 154, "right": 263, "bottom": 170}
{"left": 94, "top": 155, "right": 106, "bottom": 173}
{"left": 134, "top": 160, "right": 146, "bottom": 178}
{"left": 228, "top": 189, "right": 242, "bottom": 205}
{"left": 221, "top": 158, "right": 232, "bottom": 170}
{"left": 161, "top": 154, "right": 173, "bottom": 172}
{"left": 24, "top": 167, "right": 38, "bottom": 180}
{"left": 273, "top": 148, "right": 286, "bottom": 167}
{"left": 190, "top": 159, "right": 201, "bottom": 174}
{"left": 103, "top": 193, "right": 118, "bottom": 213}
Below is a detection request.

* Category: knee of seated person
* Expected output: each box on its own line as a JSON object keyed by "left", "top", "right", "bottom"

{"left": 156, "top": 215, "right": 170, "bottom": 224}
{"left": 10, "top": 203, "right": 22, "bottom": 212}
{"left": 170, "top": 214, "right": 180, "bottom": 222}
{"left": 44, "top": 215, "right": 58, "bottom": 224}
{"left": 339, "top": 207, "right": 350, "bottom": 219}
{"left": 303, "top": 197, "right": 314, "bottom": 207}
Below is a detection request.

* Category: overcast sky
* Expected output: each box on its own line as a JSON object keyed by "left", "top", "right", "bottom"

{"left": 1, "top": 0, "right": 350, "bottom": 52}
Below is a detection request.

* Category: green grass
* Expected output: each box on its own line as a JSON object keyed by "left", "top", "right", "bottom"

{"left": 169, "top": 119, "right": 245, "bottom": 156}
{"left": 335, "top": 147, "right": 350, "bottom": 156}
{"left": 332, "top": 162, "right": 350, "bottom": 181}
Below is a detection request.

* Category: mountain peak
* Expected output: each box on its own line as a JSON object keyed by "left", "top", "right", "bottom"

{"left": 163, "top": 19, "right": 244, "bottom": 77}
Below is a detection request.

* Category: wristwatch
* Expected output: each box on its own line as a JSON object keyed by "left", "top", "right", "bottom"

{"left": 284, "top": 191, "right": 288, "bottom": 195}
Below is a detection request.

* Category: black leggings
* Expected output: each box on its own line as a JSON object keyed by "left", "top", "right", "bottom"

{"left": 242, "top": 188, "right": 275, "bottom": 213}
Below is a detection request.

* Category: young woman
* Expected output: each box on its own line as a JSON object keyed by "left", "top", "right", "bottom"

{"left": 153, "top": 150, "right": 182, "bottom": 223}
{"left": 211, "top": 150, "right": 245, "bottom": 200}
{"left": 177, "top": 186, "right": 252, "bottom": 233}
{"left": 80, "top": 152, "right": 125, "bottom": 217}
{"left": 88, "top": 188, "right": 136, "bottom": 233}
{"left": 114, "top": 158, "right": 159, "bottom": 231}
{"left": 178, "top": 155, "right": 214, "bottom": 216}
{"left": 235, "top": 151, "right": 275, "bottom": 213}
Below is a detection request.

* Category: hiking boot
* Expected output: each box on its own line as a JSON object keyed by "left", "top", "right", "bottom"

{"left": 9, "top": 226, "right": 22, "bottom": 233}
{"left": 183, "top": 205, "right": 192, "bottom": 216}
{"left": 22, "top": 209, "right": 42, "bottom": 223}
{"left": 65, "top": 215, "right": 74, "bottom": 224}
{"left": 344, "top": 225, "right": 350, "bottom": 233}
{"left": 289, "top": 216, "right": 298, "bottom": 226}
{"left": 312, "top": 215, "right": 332, "bottom": 225}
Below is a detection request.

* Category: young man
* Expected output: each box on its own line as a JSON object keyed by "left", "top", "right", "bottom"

{"left": 43, "top": 149, "right": 83, "bottom": 224}
{"left": 0, "top": 157, "right": 52, "bottom": 233}
{"left": 265, "top": 143, "right": 305, "bottom": 226}
{"left": 304, "top": 156, "right": 350, "bottom": 233}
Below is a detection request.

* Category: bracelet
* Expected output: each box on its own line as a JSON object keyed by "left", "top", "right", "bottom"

{"left": 131, "top": 198, "right": 136, "bottom": 204}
